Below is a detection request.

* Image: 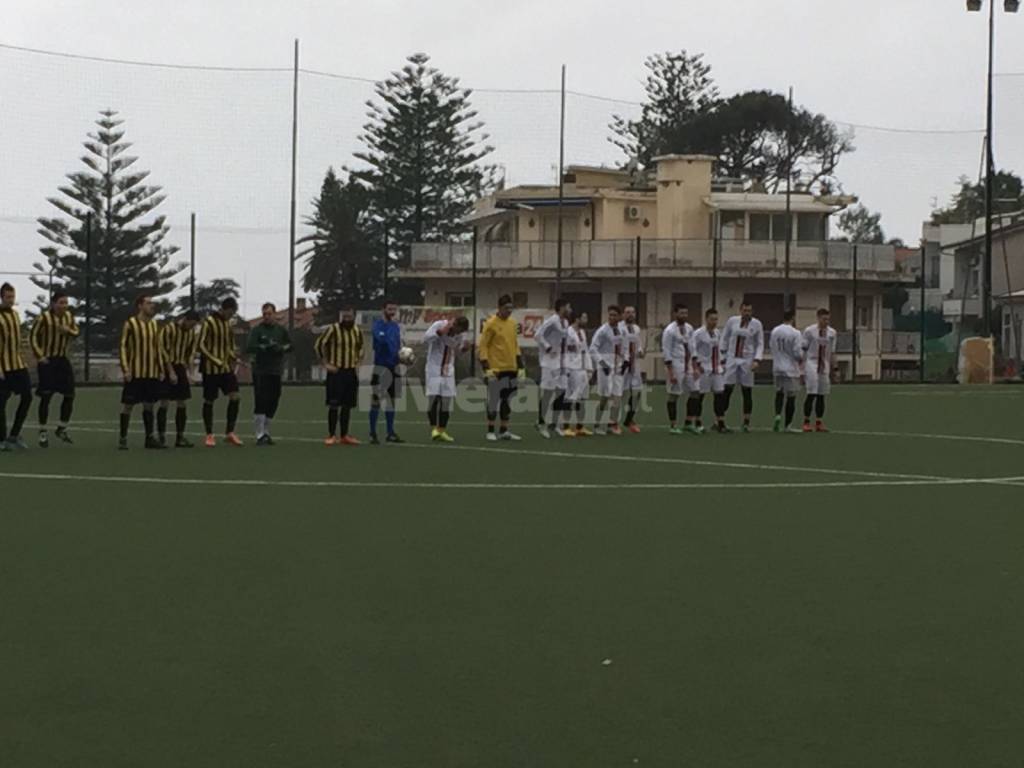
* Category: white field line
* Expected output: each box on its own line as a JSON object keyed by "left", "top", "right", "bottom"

{"left": 2, "top": 471, "right": 1024, "bottom": 492}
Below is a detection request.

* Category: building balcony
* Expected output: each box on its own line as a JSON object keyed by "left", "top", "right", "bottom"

{"left": 405, "top": 239, "right": 907, "bottom": 282}
{"left": 943, "top": 297, "right": 981, "bottom": 319}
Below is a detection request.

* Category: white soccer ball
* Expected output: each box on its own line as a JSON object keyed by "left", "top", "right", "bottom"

{"left": 398, "top": 346, "right": 416, "bottom": 365}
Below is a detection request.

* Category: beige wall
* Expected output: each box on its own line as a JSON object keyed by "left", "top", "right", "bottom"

{"left": 655, "top": 155, "right": 714, "bottom": 240}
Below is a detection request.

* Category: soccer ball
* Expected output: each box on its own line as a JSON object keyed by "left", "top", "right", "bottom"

{"left": 398, "top": 346, "right": 415, "bottom": 365}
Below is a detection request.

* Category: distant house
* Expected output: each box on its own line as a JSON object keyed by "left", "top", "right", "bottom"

{"left": 398, "top": 154, "right": 917, "bottom": 380}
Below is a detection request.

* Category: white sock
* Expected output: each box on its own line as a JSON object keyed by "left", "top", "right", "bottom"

{"left": 264, "top": 418, "right": 272, "bottom": 437}
{"left": 254, "top": 414, "right": 265, "bottom": 437}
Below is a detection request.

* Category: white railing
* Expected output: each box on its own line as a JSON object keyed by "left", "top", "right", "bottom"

{"left": 410, "top": 239, "right": 899, "bottom": 274}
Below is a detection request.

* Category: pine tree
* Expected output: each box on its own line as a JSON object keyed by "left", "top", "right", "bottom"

{"left": 33, "top": 110, "right": 182, "bottom": 349}
{"left": 349, "top": 52, "right": 495, "bottom": 295}
{"left": 298, "top": 168, "right": 383, "bottom": 321}
{"left": 175, "top": 277, "right": 241, "bottom": 315}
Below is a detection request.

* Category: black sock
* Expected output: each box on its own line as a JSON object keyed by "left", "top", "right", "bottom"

{"left": 667, "top": 399, "right": 678, "bottom": 424}
{"left": 575, "top": 402, "right": 583, "bottom": 428}
{"left": 713, "top": 392, "right": 726, "bottom": 420}
{"left": 816, "top": 396, "right": 826, "bottom": 420}
{"left": 327, "top": 407, "right": 338, "bottom": 436}
{"left": 142, "top": 408, "right": 154, "bottom": 438}
{"left": 226, "top": 399, "right": 239, "bottom": 433}
{"left": 339, "top": 406, "right": 351, "bottom": 437}
{"left": 741, "top": 387, "right": 753, "bottom": 422}
{"left": 119, "top": 412, "right": 129, "bottom": 439}
{"left": 722, "top": 385, "right": 734, "bottom": 415}
{"left": 803, "top": 395, "right": 814, "bottom": 420}
{"left": 38, "top": 394, "right": 52, "bottom": 427}
{"left": 11, "top": 394, "right": 30, "bottom": 437}
{"left": 203, "top": 402, "right": 214, "bottom": 434}
{"left": 429, "top": 397, "right": 441, "bottom": 427}
{"left": 59, "top": 396, "right": 73, "bottom": 426}
{"left": 439, "top": 400, "right": 451, "bottom": 429}
{"left": 785, "top": 396, "right": 796, "bottom": 427}
{"left": 625, "top": 394, "right": 637, "bottom": 426}
{"left": 175, "top": 406, "right": 187, "bottom": 438}
{"left": 156, "top": 406, "right": 168, "bottom": 438}
{"left": 0, "top": 405, "right": 7, "bottom": 441}
{"left": 774, "top": 390, "right": 785, "bottom": 416}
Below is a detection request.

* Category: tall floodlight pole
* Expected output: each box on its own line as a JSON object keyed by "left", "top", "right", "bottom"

{"left": 288, "top": 39, "right": 300, "bottom": 342}
{"left": 556, "top": 64, "right": 566, "bottom": 296}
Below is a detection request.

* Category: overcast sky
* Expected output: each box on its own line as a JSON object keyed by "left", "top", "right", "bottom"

{"left": 4, "top": 0, "right": 1024, "bottom": 314}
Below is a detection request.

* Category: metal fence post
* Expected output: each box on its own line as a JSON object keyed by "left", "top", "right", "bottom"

{"left": 84, "top": 211, "right": 92, "bottom": 383}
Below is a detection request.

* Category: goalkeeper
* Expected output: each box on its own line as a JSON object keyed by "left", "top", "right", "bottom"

{"left": 478, "top": 294, "right": 523, "bottom": 442}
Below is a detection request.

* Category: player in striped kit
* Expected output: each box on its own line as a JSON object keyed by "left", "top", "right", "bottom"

{"left": 769, "top": 309, "right": 804, "bottom": 433}
{"left": 662, "top": 304, "right": 694, "bottom": 435}
{"left": 423, "top": 315, "right": 470, "bottom": 443}
{"left": 0, "top": 283, "right": 32, "bottom": 451}
{"left": 719, "top": 301, "right": 764, "bottom": 432}
{"left": 30, "top": 291, "right": 79, "bottom": 446}
{"left": 563, "top": 311, "right": 593, "bottom": 436}
{"left": 589, "top": 305, "right": 624, "bottom": 436}
{"left": 801, "top": 308, "right": 837, "bottom": 432}
{"left": 158, "top": 310, "right": 201, "bottom": 447}
{"left": 619, "top": 305, "right": 645, "bottom": 433}
{"left": 689, "top": 308, "right": 727, "bottom": 434}
{"left": 535, "top": 298, "right": 572, "bottom": 438}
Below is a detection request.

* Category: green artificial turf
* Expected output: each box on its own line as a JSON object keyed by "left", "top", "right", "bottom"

{"left": 1, "top": 384, "right": 1023, "bottom": 767}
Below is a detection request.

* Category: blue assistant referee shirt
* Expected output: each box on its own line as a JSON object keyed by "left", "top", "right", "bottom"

{"left": 372, "top": 317, "right": 401, "bottom": 368}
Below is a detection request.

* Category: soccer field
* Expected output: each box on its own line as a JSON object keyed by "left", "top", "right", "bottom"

{"left": 2, "top": 384, "right": 1024, "bottom": 767}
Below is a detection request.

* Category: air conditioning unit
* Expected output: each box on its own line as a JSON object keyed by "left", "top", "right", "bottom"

{"left": 625, "top": 205, "right": 643, "bottom": 221}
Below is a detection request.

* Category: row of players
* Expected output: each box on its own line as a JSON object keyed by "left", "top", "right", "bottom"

{"left": 0, "top": 282, "right": 837, "bottom": 450}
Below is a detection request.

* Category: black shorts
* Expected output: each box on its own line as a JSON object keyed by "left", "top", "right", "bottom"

{"left": 161, "top": 364, "right": 192, "bottom": 402}
{"left": 202, "top": 372, "right": 239, "bottom": 401}
{"left": 36, "top": 356, "right": 75, "bottom": 397}
{"left": 326, "top": 369, "right": 359, "bottom": 407}
{"left": 122, "top": 377, "right": 162, "bottom": 405}
{"left": 1, "top": 368, "right": 32, "bottom": 398}
{"left": 371, "top": 365, "right": 401, "bottom": 401}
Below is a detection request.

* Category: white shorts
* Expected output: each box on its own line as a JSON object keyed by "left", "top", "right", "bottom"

{"left": 665, "top": 361, "right": 693, "bottom": 396}
{"left": 566, "top": 369, "right": 590, "bottom": 402}
{"left": 724, "top": 360, "right": 755, "bottom": 388}
{"left": 696, "top": 372, "right": 725, "bottom": 395}
{"left": 426, "top": 375, "right": 457, "bottom": 398}
{"left": 596, "top": 369, "right": 623, "bottom": 398}
{"left": 804, "top": 369, "right": 832, "bottom": 396}
{"left": 774, "top": 374, "right": 800, "bottom": 396}
{"left": 540, "top": 367, "right": 567, "bottom": 392}
{"left": 622, "top": 370, "right": 643, "bottom": 392}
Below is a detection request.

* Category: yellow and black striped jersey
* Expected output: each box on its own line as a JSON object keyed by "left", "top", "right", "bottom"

{"left": 0, "top": 308, "right": 27, "bottom": 373}
{"left": 314, "top": 323, "right": 364, "bottom": 369}
{"left": 30, "top": 309, "right": 79, "bottom": 360}
{"left": 119, "top": 316, "right": 165, "bottom": 380}
{"left": 198, "top": 313, "right": 236, "bottom": 375}
{"left": 161, "top": 321, "right": 199, "bottom": 367}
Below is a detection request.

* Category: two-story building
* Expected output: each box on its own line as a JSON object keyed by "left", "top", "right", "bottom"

{"left": 400, "top": 154, "right": 918, "bottom": 380}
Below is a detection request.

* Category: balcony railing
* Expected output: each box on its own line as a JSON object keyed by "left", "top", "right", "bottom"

{"left": 410, "top": 239, "right": 899, "bottom": 275}
{"left": 943, "top": 297, "right": 981, "bottom": 319}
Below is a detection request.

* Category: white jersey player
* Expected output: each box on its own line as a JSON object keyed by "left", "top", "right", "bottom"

{"left": 801, "top": 307, "right": 838, "bottom": 432}
{"left": 719, "top": 302, "right": 764, "bottom": 432}
{"left": 535, "top": 298, "right": 572, "bottom": 437}
{"left": 618, "top": 306, "right": 645, "bottom": 433}
{"left": 690, "top": 308, "right": 727, "bottom": 433}
{"left": 661, "top": 304, "right": 695, "bottom": 433}
{"left": 564, "top": 313, "right": 593, "bottom": 436}
{"left": 768, "top": 310, "right": 804, "bottom": 432}
{"left": 423, "top": 316, "right": 470, "bottom": 442}
{"left": 589, "top": 306, "right": 624, "bottom": 435}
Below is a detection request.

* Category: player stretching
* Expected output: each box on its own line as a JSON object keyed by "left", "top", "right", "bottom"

{"left": 690, "top": 308, "right": 726, "bottom": 433}
{"left": 30, "top": 291, "right": 79, "bottom": 447}
{"left": 0, "top": 283, "right": 32, "bottom": 451}
{"left": 769, "top": 309, "right": 804, "bottom": 433}
{"left": 536, "top": 297, "right": 572, "bottom": 438}
{"left": 479, "top": 294, "right": 523, "bottom": 441}
{"left": 246, "top": 302, "right": 292, "bottom": 445}
{"left": 662, "top": 304, "right": 694, "bottom": 435}
{"left": 369, "top": 299, "right": 404, "bottom": 444}
{"left": 589, "top": 305, "right": 624, "bottom": 436}
{"left": 619, "top": 305, "right": 645, "bottom": 433}
{"left": 198, "top": 297, "right": 243, "bottom": 447}
{"left": 157, "top": 310, "right": 200, "bottom": 447}
{"left": 802, "top": 308, "right": 837, "bottom": 432}
{"left": 564, "top": 312, "right": 593, "bottom": 436}
{"left": 719, "top": 301, "right": 764, "bottom": 432}
{"left": 118, "top": 294, "right": 167, "bottom": 450}
{"left": 315, "top": 307, "right": 363, "bottom": 446}
{"left": 424, "top": 315, "right": 470, "bottom": 443}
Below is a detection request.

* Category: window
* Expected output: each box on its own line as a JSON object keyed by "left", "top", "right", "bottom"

{"left": 857, "top": 303, "right": 872, "bottom": 330}
{"left": 742, "top": 293, "right": 785, "bottom": 332}
{"left": 771, "top": 214, "right": 791, "bottom": 242}
{"left": 445, "top": 293, "right": 473, "bottom": 307}
{"left": 798, "top": 213, "right": 825, "bottom": 243}
{"left": 512, "top": 291, "right": 529, "bottom": 309}
{"left": 720, "top": 211, "right": 746, "bottom": 240}
{"left": 617, "top": 293, "right": 647, "bottom": 325}
{"left": 829, "top": 294, "right": 848, "bottom": 331}
{"left": 749, "top": 214, "right": 770, "bottom": 241}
